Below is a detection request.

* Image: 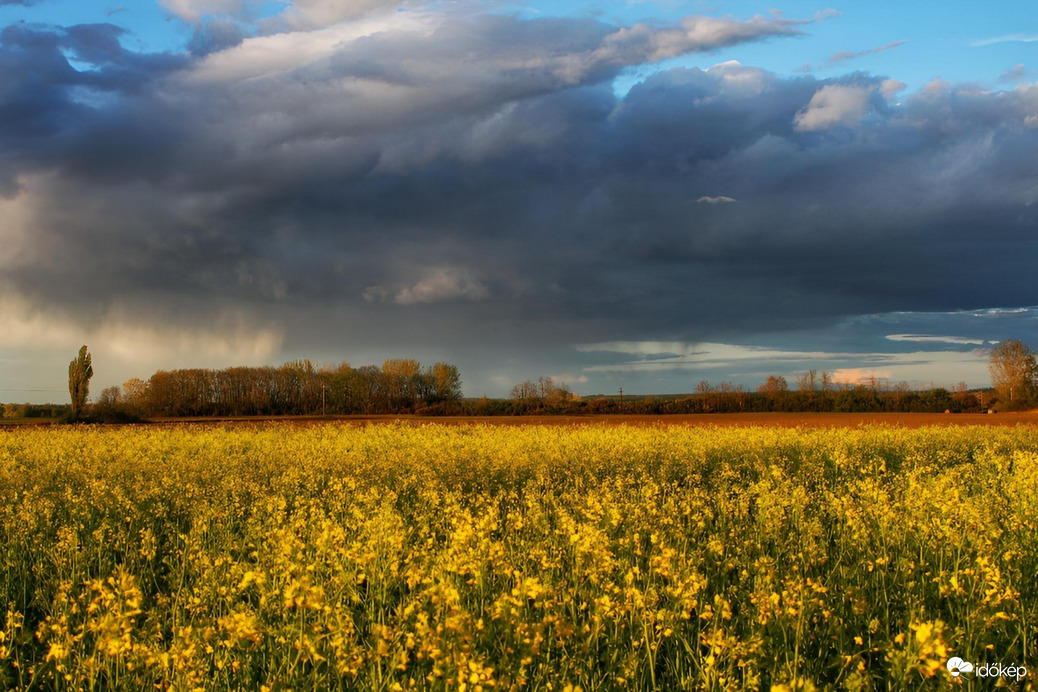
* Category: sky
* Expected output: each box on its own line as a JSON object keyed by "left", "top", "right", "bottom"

{"left": 1, "top": 0, "right": 1037, "bottom": 401}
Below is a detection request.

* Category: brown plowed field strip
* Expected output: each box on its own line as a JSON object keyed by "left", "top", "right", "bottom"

{"left": 137, "top": 412, "right": 1038, "bottom": 428}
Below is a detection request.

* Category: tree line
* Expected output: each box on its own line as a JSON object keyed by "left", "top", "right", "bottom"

{"left": 8, "top": 339, "right": 1037, "bottom": 422}
{"left": 491, "top": 373, "right": 987, "bottom": 416}
{"left": 104, "top": 359, "right": 462, "bottom": 418}
{"left": 1, "top": 403, "right": 69, "bottom": 420}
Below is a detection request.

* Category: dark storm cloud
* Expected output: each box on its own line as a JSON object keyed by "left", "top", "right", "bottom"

{"left": 1, "top": 9, "right": 1037, "bottom": 368}
{"left": 0, "top": 21, "right": 187, "bottom": 193}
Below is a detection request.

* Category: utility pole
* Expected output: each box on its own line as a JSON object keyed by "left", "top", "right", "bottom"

{"left": 322, "top": 384, "right": 327, "bottom": 417}
{"left": 619, "top": 386, "right": 623, "bottom": 412}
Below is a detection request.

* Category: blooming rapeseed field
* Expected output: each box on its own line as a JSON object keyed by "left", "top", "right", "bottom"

{"left": 0, "top": 423, "right": 1035, "bottom": 690}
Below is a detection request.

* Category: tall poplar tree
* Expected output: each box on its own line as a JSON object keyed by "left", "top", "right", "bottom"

{"left": 68, "top": 345, "right": 93, "bottom": 421}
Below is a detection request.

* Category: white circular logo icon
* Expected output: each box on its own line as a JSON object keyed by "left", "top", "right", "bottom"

{"left": 947, "top": 657, "right": 973, "bottom": 677}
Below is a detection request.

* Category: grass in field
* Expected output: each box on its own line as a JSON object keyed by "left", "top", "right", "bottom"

{"left": 0, "top": 423, "right": 1035, "bottom": 690}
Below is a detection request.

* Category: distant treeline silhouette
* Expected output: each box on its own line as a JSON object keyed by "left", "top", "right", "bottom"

{"left": 1, "top": 403, "right": 69, "bottom": 419}
{"left": 115, "top": 360, "right": 463, "bottom": 418}
{"left": 475, "top": 374, "right": 988, "bottom": 416}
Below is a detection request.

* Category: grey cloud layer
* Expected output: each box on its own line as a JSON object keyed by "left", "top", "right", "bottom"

{"left": 2, "top": 9, "right": 1037, "bottom": 370}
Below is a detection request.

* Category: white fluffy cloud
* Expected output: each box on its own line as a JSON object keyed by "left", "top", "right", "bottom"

{"left": 880, "top": 78, "right": 907, "bottom": 98}
{"left": 885, "top": 334, "right": 986, "bottom": 346}
{"left": 186, "top": 10, "right": 437, "bottom": 83}
{"left": 365, "top": 268, "right": 489, "bottom": 305}
{"left": 793, "top": 84, "right": 873, "bottom": 131}
{"left": 603, "top": 14, "right": 805, "bottom": 65}
{"left": 278, "top": 0, "right": 418, "bottom": 30}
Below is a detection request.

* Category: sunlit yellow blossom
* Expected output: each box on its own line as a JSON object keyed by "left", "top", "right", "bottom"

{"left": 0, "top": 423, "right": 1034, "bottom": 689}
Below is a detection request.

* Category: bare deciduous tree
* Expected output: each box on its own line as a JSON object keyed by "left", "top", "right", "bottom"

{"left": 98, "top": 386, "right": 121, "bottom": 407}
{"left": 510, "top": 379, "right": 538, "bottom": 401}
{"left": 795, "top": 370, "right": 817, "bottom": 393}
{"left": 757, "top": 375, "right": 789, "bottom": 398}
{"left": 989, "top": 339, "right": 1037, "bottom": 409}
